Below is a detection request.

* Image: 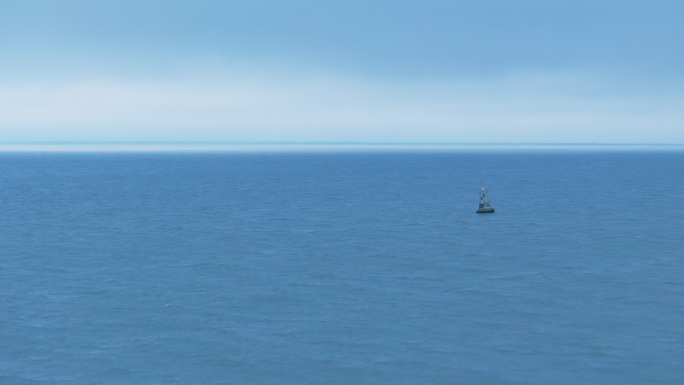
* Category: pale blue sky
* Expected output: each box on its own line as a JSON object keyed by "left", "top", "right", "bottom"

{"left": 1, "top": 0, "right": 683, "bottom": 143}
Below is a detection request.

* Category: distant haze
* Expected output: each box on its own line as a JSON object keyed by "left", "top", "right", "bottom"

{"left": 1, "top": 0, "right": 683, "bottom": 143}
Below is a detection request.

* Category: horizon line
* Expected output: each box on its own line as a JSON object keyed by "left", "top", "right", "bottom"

{"left": 1, "top": 141, "right": 684, "bottom": 153}
{"left": 2, "top": 141, "right": 683, "bottom": 146}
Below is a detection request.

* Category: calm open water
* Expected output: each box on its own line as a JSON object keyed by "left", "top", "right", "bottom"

{"left": 1, "top": 147, "right": 683, "bottom": 384}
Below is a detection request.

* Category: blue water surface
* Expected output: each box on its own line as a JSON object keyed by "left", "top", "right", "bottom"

{"left": 1, "top": 148, "right": 683, "bottom": 384}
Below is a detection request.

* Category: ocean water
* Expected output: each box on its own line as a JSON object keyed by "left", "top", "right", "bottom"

{"left": 1, "top": 147, "right": 683, "bottom": 384}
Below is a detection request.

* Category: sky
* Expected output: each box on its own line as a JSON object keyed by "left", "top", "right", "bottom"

{"left": 1, "top": 0, "right": 683, "bottom": 144}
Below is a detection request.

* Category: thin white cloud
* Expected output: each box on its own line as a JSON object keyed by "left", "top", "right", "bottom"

{"left": 1, "top": 71, "right": 682, "bottom": 143}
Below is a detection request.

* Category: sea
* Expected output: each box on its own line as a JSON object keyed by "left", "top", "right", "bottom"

{"left": 1, "top": 145, "right": 683, "bottom": 385}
